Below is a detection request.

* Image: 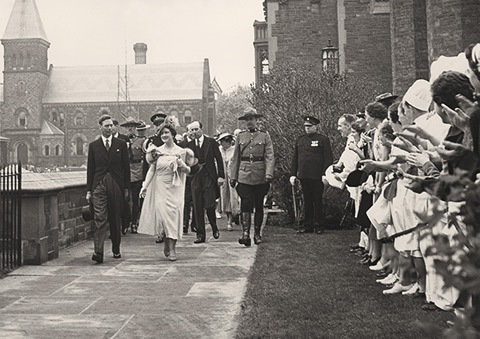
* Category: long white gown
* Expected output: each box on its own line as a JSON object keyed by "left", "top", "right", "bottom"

{"left": 137, "top": 144, "right": 187, "bottom": 240}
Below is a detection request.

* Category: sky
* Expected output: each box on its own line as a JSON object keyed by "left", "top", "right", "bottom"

{"left": 0, "top": 0, "right": 264, "bottom": 93}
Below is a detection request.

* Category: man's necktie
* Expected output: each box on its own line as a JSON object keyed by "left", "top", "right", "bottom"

{"left": 106, "top": 139, "right": 110, "bottom": 151}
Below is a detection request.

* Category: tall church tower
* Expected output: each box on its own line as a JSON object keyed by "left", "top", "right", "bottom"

{"left": 1, "top": 0, "right": 50, "bottom": 164}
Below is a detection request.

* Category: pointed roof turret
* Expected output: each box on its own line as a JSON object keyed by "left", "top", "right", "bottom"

{"left": 2, "top": 0, "right": 48, "bottom": 41}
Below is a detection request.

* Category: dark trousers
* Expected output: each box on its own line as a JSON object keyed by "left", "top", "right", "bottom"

{"left": 300, "top": 178, "right": 324, "bottom": 230}
{"left": 92, "top": 173, "right": 123, "bottom": 255}
{"left": 130, "top": 181, "right": 142, "bottom": 225}
{"left": 191, "top": 169, "right": 218, "bottom": 239}
{"left": 236, "top": 183, "right": 269, "bottom": 228}
{"left": 183, "top": 177, "right": 196, "bottom": 231}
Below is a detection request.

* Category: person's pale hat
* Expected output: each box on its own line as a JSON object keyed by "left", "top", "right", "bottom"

{"left": 403, "top": 79, "right": 432, "bottom": 112}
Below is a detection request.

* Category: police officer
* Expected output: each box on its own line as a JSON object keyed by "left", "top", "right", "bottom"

{"left": 128, "top": 120, "right": 149, "bottom": 233}
{"left": 230, "top": 107, "right": 275, "bottom": 246}
{"left": 290, "top": 116, "right": 333, "bottom": 234}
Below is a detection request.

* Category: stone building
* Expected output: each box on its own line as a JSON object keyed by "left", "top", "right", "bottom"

{"left": 254, "top": 0, "right": 480, "bottom": 95}
{"left": 0, "top": 0, "right": 219, "bottom": 167}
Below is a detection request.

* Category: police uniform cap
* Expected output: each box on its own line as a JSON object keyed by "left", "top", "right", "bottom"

{"left": 375, "top": 92, "right": 398, "bottom": 104}
{"left": 303, "top": 116, "right": 320, "bottom": 126}
{"left": 150, "top": 112, "right": 167, "bottom": 124}
{"left": 120, "top": 116, "right": 140, "bottom": 127}
{"left": 238, "top": 107, "right": 264, "bottom": 121}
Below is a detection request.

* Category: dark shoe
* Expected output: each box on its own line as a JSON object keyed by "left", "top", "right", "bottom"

{"left": 131, "top": 225, "right": 138, "bottom": 234}
{"left": 297, "top": 228, "right": 314, "bottom": 234}
{"left": 376, "top": 271, "right": 388, "bottom": 278}
{"left": 350, "top": 243, "right": 361, "bottom": 250}
{"left": 412, "top": 291, "right": 426, "bottom": 299}
{"left": 194, "top": 237, "right": 205, "bottom": 244}
{"left": 421, "top": 302, "right": 441, "bottom": 311}
{"left": 315, "top": 228, "right": 325, "bottom": 234}
{"left": 239, "top": 236, "right": 251, "bottom": 247}
{"left": 183, "top": 227, "right": 188, "bottom": 235}
{"left": 359, "top": 255, "right": 371, "bottom": 264}
{"left": 113, "top": 253, "right": 121, "bottom": 259}
{"left": 91, "top": 253, "right": 103, "bottom": 264}
{"left": 254, "top": 234, "right": 262, "bottom": 245}
{"left": 155, "top": 236, "right": 164, "bottom": 244}
{"left": 191, "top": 226, "right": 197, "bottom": 233}
{"left": 366, "top": 258, "right": 380, "bottom": 266}
{"left": 213, "top": 230, "right": 220, "bottom": 239}
{"left": 121, "top": 227, "right": 128, "bottom": 235}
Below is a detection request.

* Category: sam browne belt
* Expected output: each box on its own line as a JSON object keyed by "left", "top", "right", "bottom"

{"left": 241, "top": 155, "right": 264, "bottom": 162}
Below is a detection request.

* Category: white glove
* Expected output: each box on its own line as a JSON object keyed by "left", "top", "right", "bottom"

{"left": 289, "top": 176, "right": 296, "bottom": 186}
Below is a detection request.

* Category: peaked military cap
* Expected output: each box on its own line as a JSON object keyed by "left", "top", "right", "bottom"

{"left": 375, "top": 92, "right": 398, "bottom": 105}
{"left": 303, "top": 116, "right": 320, "bottom": 126}
{"left": 136, "top": 120, "right": 150, "bottom": 131}
{"left": 120, "top": 116, "right": 140, "bottom": 127}
{"left": 150, "top": 112, "right": 167, "bottom": 124}
{"left": 238, "top": 107, "right": 264, "bottom": 120}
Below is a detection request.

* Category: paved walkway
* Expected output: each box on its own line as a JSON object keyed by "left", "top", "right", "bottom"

{"left": 0, "top": 218, "right": 256, "bottom": 338}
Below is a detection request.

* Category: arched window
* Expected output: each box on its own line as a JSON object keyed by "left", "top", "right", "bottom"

{"left": 51, "top": 111, "right": 58, "bottom": 123}
{"left": 55, "top": 145, "right": 62, "bottom": 156}
{"left": 44, "top": 145, "right": 50, "bottom": 156}
{"left": 184, "top": 110, "right": 192, "bottom": 124}
{"left": 17, "top": 109, "right": 28, "bottom": 128}
{"left": 59, "top": 113, "right": 65, "bottom": 126}
{"left": 75, "top": 112, "right": 84, "bottom": 126}
{"left": 17, "top": 143, "right": 28, "bottom": 164}
{"left": 76, "top": 138, "right": 84, "bottom": 155}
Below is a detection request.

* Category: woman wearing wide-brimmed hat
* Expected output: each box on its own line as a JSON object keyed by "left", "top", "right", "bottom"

{"left": 218, "top": 132, "right": 241, "bottom": 230}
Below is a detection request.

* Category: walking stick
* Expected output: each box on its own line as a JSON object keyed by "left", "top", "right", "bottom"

{"left": 291, "top": 182, "right": 298, "bottom": 226}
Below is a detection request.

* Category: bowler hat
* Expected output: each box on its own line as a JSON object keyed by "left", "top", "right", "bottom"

{"left": 375, "top": 92, "right": 398, "bottom": 103}
{"left": 150, "top": 112, "right": 167, "bottom": 124}
{"left": 238, "top": 107, "right": 263, "bottom": 121}
{"left": 81, "top": 202, "right": 94, "bottom": 222}
{"left": 303, "top": 116, "right": 320, "bottom": 126}
{"left": 120, "top": 116, "right": 140, "bottom": 127}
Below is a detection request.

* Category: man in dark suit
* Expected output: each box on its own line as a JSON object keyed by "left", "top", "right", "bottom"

{"left": 178, "top": 129, "right": 197, "bottom": 234}
{"left": 86, "top": 114, "right": 130, "bottom": 263}
{"left": 186, "top": 121, "right": 225, "bottom": 243}
{"left": 112, "top": 118, "right": 131, "bottom": 234}
{"left": 290, "top": 116, "right": 333, "bottom": 234}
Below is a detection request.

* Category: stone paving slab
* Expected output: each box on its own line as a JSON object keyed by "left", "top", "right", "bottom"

{"left": 0, "top": 219, "right": 257, "bottom": 338}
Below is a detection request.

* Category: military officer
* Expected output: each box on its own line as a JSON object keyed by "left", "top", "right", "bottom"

{"left": 128, "top": 120, "right": 149, "bottom": 233}
{"left": 290, "top": 116, "right": 333, "bottom": 234}
{"left": 230, "top": 107, "right": 275, "bottom": 246}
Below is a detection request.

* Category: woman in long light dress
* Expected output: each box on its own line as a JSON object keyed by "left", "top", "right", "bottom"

{"left": 138, "top": 123, "right": 191, "bottom": 261}
{"left": 218, "top": 133, "right": 240, "bottom": 230}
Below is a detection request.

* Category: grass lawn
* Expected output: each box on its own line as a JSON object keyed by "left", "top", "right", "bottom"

{"left": 236, "top": 220, "right": 454, "bottom": 339}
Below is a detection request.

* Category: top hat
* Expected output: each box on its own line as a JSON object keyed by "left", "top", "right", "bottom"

{"left": 136, "top": 120, "right": 150, "bottom": 131}
{"left": 120, "top": 116, "right": 140, "bottom": 127}
{"left": 81, "top": 202, "right": 94, "bottom": 222}
{"left": 345, "top": 169, "right": 369, "bottom": 187}
{"left": 303, "top": 116, "right": 320, "bottom": 126}
{"left": 150, "top": 112, "right": 167, "bottom": 124}
{"left": 238, "top": 107, "right": 264, "bottom": 121}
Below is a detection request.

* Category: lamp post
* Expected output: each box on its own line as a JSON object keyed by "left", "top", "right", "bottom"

{"left": 321, "top": 40, "right": 339, "bottom": 74}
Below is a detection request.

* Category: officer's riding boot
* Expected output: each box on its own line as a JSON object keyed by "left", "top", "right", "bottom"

{"left": 254, "top": 224, "right": 262, "bottom": 245}
{"left": 238, "top": 212, "right": 251, "bottom": 247}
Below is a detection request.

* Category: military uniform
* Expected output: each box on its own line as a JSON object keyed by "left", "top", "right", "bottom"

{"left": 291, "top": 116, "right": 333, "bottom": 233}
{"left": 129, "top": 134, "right": 147, "bottom": 232}
{"left": 230, "top": 108, "right": 275, "bottom": 246}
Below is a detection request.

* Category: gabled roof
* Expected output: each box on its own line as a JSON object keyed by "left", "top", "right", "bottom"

{"left": 43, "top": 63, "right": 205, "bottom": 104}
{"left": 211, "top": 77, "right": 223, "bottom": 95}
{"left": 40, "top": 120, "right": 64, "bottom": 136}
{"left": 2, "top": 0, "right": 48, "bottom": 41}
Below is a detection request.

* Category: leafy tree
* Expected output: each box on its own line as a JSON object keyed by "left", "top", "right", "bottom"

{"left": 250, "top": 62, "right": 382, "bottom": 221}
{"left": 216, "top": 85, "right": 253, "bottom": 134}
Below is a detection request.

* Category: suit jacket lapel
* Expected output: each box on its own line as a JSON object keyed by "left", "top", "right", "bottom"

{"left": 203, "top": 137, "right": 210, "bottom": 158}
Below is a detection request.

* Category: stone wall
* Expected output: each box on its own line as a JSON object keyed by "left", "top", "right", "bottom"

{"left": 21, "top": 170, "right": 91, "bottom": 264}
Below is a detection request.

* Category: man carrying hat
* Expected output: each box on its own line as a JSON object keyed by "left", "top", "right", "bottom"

{"left": 230, "top": 107, "right": 275, "bottom": 246}
{"left": 290, "top": 116, "right": 333, "bottom": 234}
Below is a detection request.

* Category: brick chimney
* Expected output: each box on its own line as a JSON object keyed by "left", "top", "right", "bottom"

{"left": 133, "top": 43, "right": 147, "bottom": 64}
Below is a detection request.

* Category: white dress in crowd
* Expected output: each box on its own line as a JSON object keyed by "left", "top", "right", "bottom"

{"left": 137, "top": 144, "right": 188, "bottom": 240}
{"left": 220, "top": 145, "right": 240, "bottom": 215}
